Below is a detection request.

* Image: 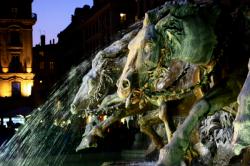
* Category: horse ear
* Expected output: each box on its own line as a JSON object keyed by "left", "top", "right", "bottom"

{"left": 143, "top": 13, "right": 151, "bottom": 27}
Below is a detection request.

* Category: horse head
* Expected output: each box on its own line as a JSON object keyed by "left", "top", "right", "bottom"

{"left": 117, "top": 3, "right": 218, "bottom": 107}
{"left": 117, "top": 14, "right": 161, "bottom": 100}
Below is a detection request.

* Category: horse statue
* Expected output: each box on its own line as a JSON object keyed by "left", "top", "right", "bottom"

{"left": 72, "top": 1, "right": 250, "bottom": 165}
{"left": 75, "top": 1, "right": 215, "bottom": 157}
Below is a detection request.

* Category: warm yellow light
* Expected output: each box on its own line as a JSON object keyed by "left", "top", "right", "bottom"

{"left": 0, "top": 73, "right": 34, "bottom": 98}
{"left": 0, "top": 81, "right": 11, "bottom": 97}
{"left": 2, "top": 68, "right": 9, "bottom": 73}
{"left": 120, "top": 13, "right": 126, "bottom": 23}
{"left": 121, "top": 118, "right": 126, "bottom": 124}
{"left": 21, "top": 80, "right": 33, "bottom": 97}
{"left": 86, "top": 115, "right": 96, "bottom": 124}
{"left": 120, "top": 13, "right": 126, "bottom": 17}
{"left": 39, "top": 80, "right": 43, "bottom": 83}
{"left": 26, "top": 67, "right": 32, "bottom": 73}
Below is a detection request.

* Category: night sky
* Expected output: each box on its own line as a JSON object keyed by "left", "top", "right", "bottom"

{"left": 32, "top": 0, "right": 93, "bottom": 46}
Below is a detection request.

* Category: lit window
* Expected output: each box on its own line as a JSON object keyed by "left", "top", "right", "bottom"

{"left": 120, "top": 13, "right": 127, "bottom": 23}
{"left": 39, "top": 51, "right": 44, "bottom": 57}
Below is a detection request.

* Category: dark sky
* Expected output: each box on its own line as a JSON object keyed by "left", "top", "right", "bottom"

{"left": 32, "top": 0, "right": 93, "bottom": 46}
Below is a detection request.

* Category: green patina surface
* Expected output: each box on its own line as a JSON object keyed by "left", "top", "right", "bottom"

{"left": 74, "top": 2, "right": 250, "bottom": 166}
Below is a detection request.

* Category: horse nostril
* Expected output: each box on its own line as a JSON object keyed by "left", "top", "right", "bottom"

{"left": 70, "top": 104, "right": 77, "bottom": 115}
{"left": 117, "top": 78, "right": 132, "bottom": 99}
{"left": 122, "top": 79, "right": 130, "bottom": 89}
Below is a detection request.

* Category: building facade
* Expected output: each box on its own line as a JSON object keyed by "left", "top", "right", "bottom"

{"left": 0, "top": 0, "right": 36, "bottom": 98}
{"left": 32, "top": 35, "right": 59, "bottom": 104}
{"left": 0, "top": 0, "right": 36, "bottom": 117}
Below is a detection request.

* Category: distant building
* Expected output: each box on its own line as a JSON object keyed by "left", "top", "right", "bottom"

{"left": 32, "top": 35, "right": 59, "bottom": 104}
{"left": 0, "top": 0, "right": 36, "bottom": 118}
{"left": 32, "top": 0, "right": 166, "bottom": 104}
{"left": 57, "top": 0, "right": 165, "bottom": 73}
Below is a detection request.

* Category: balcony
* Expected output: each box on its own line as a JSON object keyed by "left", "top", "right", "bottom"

{"left": 7, "top": 42, "right": 23, "bottom": 47}
{"left": 31, "top": 13, "right": 37, "bottom": 21}
{"left": 0, "top": 13, "right": 37, "bottom": 25}
{"left": 7, "top": 43, "right": 23, "bottom": 53}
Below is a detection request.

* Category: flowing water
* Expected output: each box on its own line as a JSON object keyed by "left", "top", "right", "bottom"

{"left": 0, "top": 44, "right": 153, "bottom": 166}
{"left": 0, "top": 61, "right": 91, "bottom": 166}
{"left": 0, "top": 24, "right": 153, "bottom": 165}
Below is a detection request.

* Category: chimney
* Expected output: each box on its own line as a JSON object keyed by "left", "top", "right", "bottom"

{"left": 53, "top": 39, "right": 55, "bottom": 44}
{"left": 41, "top": 35, "right": 45, "bottom": 46}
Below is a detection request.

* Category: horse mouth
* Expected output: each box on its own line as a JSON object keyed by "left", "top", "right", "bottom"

{"left": 117, "top": 78, "right": 131, "bottom": 99}
{"left": 70, "top": 104, "right": 78, "bottom": 115}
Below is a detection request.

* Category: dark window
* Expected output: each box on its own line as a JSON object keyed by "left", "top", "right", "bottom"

{"left": 11, "top": 8, "right": 18, "bottom": 18}
{"left": 12, "top": 82, "right": 21, "bottom": 97}
{"left": 49, "top": 61, "right": 55, "bottom": 72}
{"left": 9, "top": 55, "right": 23, "bottom": 72}
{"left": 10, "top": 31, "right": 21, "bottom": 46}
{"left": 40, "top": 61, "right": 45, "bottom": 70}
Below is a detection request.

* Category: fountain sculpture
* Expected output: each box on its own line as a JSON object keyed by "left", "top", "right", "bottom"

{"left": 1, "top": 1, "right": 250, "bottom": 166}
{"left": 72, "top": 1, "right": 250, "bottom": 165}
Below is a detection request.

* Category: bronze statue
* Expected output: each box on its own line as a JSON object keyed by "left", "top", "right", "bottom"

{"left": 71, "top": 1, "right": 250, "bottom": 165}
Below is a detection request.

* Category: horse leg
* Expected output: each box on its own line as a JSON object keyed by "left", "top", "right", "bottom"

{"left": 158, "top": 103, "right": 172, "bottom": 143}
{"left": 138, "top": 109, "right": 164, "bottom": 149}
{"left": 157, "top": 77, "right": 242, "bottom": 166}
{"left": 76, "top": 107, "right": 140, "bottom": 151}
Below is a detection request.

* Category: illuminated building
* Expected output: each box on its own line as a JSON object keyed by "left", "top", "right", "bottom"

{"left": 0, "top": 0, "right": 36, "bottom": 118}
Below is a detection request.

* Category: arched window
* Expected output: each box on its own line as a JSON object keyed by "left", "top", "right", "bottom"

{"left": 12, "top": 81, "right": 21, "bottom": 97}
{"left": 9, "top": 55, "right": 23, "bottom": 72}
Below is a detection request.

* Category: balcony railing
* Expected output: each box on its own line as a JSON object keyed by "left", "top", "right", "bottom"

{"left": 32, "top": 13, "right": 37, "bottom": 20}
{"left": 0, "top": 13, "right": 37, "bottom": 20}
{"left": 7, "top": 42, "right": 23, "bottom": 47}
